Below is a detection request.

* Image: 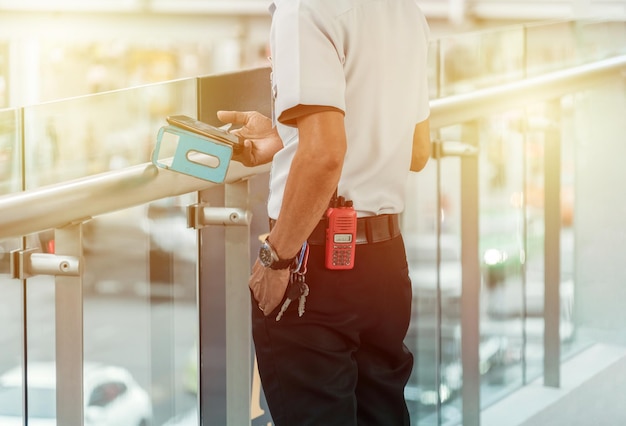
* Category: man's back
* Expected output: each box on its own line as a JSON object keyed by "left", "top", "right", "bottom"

{"left": 270, "top": 0, "right": 431, "bottom": 216}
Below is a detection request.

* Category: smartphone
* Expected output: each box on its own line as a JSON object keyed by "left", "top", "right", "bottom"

{"left": 166, "top": 115, "right": 239, "bottom": 146}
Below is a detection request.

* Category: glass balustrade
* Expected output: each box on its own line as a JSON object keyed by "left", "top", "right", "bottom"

{"left": 1, "top": 79, "right": 201, "bottom": 425}
{"left": 438, "top": 26, "right": 526, "bottom": 97}
{"left": 0, "top": 108, "right": 24, "bottom": 425}
{"left": 80, "top": 195, "right": 199, "bottom": 426}
{"left": 22, "top": 78, "right": 196, "bottom": 188}
{"left": 0, "top": 108, "right": 20, "bottom": 195}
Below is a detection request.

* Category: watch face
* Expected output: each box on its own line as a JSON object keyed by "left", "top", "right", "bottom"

{"left": 259, "top": 242, "right": 273, "bottom": 267}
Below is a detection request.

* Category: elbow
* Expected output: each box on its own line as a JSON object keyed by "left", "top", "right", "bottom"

{"left": 410, "top": 154, "right": 430, "bottom": 172}
{"left": 410, "top": 119, "right": 431, "bottom": 172}
{"left": 318, "top": 144, "right": 346, "bottom": 175}
{"left": 410, "top": 140, "right": 431, "bottom": 172}
{"left": 296, "top": 138, "right": 346, "bottom": 177}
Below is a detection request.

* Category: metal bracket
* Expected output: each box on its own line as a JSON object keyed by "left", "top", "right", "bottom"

{"left": 10, "top": 248, "right": 81, "bottom": 280}
{"left": 433, "top": 140, "right": 479, "bottom": 159}
{"left": 187, "top": 203, "right": 252, "bottom": 229}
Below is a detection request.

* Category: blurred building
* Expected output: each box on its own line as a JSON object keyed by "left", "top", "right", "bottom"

{"left": 1, "top": 0, "right": 625, "bottom": 108}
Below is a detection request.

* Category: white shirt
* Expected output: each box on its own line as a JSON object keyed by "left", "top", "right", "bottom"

{"left": 267, "top": 0, "right": 430, "bottom": 219}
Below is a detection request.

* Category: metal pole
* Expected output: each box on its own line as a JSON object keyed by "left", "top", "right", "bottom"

{"left": 224, "top": 180, "right": 252, "bottom": 425}
{"left": 544, "top": 101, "right": 561, "bottom": 388}
{"left": 460, "top": 122, "right": 481, "bottom": 426}
{"left": 54, "top": 223, "right": 84, "bottom": 426}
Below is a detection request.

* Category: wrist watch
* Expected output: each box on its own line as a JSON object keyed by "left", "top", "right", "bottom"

{"left": 259, "top": 238, "right": 295, "bottom": 270}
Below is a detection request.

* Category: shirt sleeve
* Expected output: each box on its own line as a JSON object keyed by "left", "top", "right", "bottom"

{"left": 270, "top": 1, "right": 346, "bottom": 126}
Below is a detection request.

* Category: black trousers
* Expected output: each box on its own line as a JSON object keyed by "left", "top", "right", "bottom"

{"left": 252, "top": 235, "right": 413, "bottom": 426}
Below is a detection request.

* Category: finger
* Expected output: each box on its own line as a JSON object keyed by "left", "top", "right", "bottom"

{"left": 231, "top": 139, "right": 254, "bottom": 166}
{"left": 248, "top": 262, "right": 265, "bottom": 303}
{"left": 263, "top": 269, "right": 291, "bottom": 315}
{"left": 217, "top": 110, "right": 251, "bottom": 126}
{"left": 242, "top": 140, "right": 254, "bottom": 164}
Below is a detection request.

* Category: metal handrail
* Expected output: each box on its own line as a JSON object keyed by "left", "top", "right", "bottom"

{"left": 430, "top": 54, "right": 626, "bottom": 129}
{"left": 0, "top": 54, "right": 625, "bottom": 240}
{"left": 0, "top": 160, "right": 269, "bottom": 239}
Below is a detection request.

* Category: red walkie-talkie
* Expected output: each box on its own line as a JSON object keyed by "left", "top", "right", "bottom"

{"left": 325, "top": 196, "right": 357, "bottom": 270}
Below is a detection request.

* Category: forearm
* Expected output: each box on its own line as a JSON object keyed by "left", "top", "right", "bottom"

{"left": 270, "top": 153, "right": 342, "bottom": 259}
{"left": 268, "top": 111, "right": 347, "bottom": 259}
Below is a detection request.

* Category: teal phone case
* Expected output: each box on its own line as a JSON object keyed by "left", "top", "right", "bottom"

{"left": 152, "top": 125, "right": 233, "bottom": 183}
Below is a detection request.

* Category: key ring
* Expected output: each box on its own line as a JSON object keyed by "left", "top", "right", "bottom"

{"left": 291, "top": 242, "right": 309, "bottom": 275}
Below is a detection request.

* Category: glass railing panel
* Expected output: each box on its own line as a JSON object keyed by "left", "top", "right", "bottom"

{"left": 434, "top": 19, "right": 626, "bottom": 97}
{"left": 524, "top": 21, "right": 581, "bottom": 77}
{"left": 575, "top": 20, "right": 626, "bottom": 63}
{"left": 0, "top": 212, "right": 58, "bottom": 423}
{"left": 0, "top": 237, "right": 25, "bottom": 425}
{"left": 0, "top": 108, "right": 24, "bottom": 425}
{"left": 21, "top": 78, "right": 196, "bottom": 189}
{"left": 0, "top": 108, "right": 21, "bottom": 195}
{"left": 477, "top": 110, "right": 528, "bottom": 405}
{"left": 520, "top": 97, "right": 584, "bottom": 375}
{"left": 0, "top": 42, "right": 7, "bottom": 109}
{"left": 25, "top": 267, "right": 57, "bottom": 424}
{"left": 0, "top": 235, "right": 58, "bottom": 424}
{"left": 403, "top": 142, "right": 464, "bottom": 425}
{"left": 82, "top": 194, "right": 198, "bottom": 426}
{"left": 438, "top": 27, "right": 525, "bottom": 97}
{"left": 562, "top": 80, "right": 626, "bottom": 353}
{"left": 473, "top": 95, "right": 589, "bottom": 405}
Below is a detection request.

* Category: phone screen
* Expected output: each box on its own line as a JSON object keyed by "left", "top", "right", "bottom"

{"left": 166, "top": 115, "right": 239, "bottom": 145}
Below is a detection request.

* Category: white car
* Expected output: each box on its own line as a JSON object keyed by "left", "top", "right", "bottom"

{"left": 0, "top": 362, "right": 152, "bottom": 426}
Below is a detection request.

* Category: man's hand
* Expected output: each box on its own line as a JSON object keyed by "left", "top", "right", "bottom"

{"left": 249, "top": 259, "right": 291, "bottom": 317}
{"left": 217, "top": 110, "right": 283, "bottom": 167}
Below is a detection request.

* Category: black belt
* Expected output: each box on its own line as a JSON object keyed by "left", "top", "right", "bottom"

{"left": 269, "top": 214, "right": 400, "bottom": 245}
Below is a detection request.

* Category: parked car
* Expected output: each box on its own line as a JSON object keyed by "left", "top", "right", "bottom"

{"left": 0, "top": 362, "right": 152, "bottom": 426}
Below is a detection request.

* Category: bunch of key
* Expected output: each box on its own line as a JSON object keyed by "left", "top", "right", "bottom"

{"left": 276, "top": 242, "right": 310, "bottom": 322}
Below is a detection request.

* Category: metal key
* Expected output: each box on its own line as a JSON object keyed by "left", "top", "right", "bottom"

{"left": 297, "top": 278, "right": 309, "bottom": 317}
{"left": 275, "top": 242, "right": 310, "bottom": 322}
{"left": 276, "top": 275, "right": 306, "bottom": 321}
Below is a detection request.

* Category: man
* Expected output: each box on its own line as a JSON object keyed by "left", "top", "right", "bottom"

{"left": 217, "top": 0, "right": 430, "bottom": 424}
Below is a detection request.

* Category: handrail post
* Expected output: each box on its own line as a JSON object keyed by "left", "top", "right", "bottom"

{"left": 54, "top": 223, "right": 84, "bottom": 426}
{"left": 460, "top": 121, "right": 481, "bottom": 426}
{"left": 224, "top": 180, "right": 252, "bottom": 425}
{"left": 196, "top": 181, "right": 253, "bottom": 425}
{"left": 544, "top": 100, "right": 561, "bottom": 387}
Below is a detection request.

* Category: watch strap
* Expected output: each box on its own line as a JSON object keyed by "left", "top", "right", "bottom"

{"left": 270, "top": 256, "right": 295, "bottom": 270}
{"left": 264, "top": 238, "right": 296, "bottom": 270}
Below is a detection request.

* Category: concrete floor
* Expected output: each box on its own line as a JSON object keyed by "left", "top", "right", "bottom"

{"left": 482, "top": 343, "right": 626, "bottom": 426}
